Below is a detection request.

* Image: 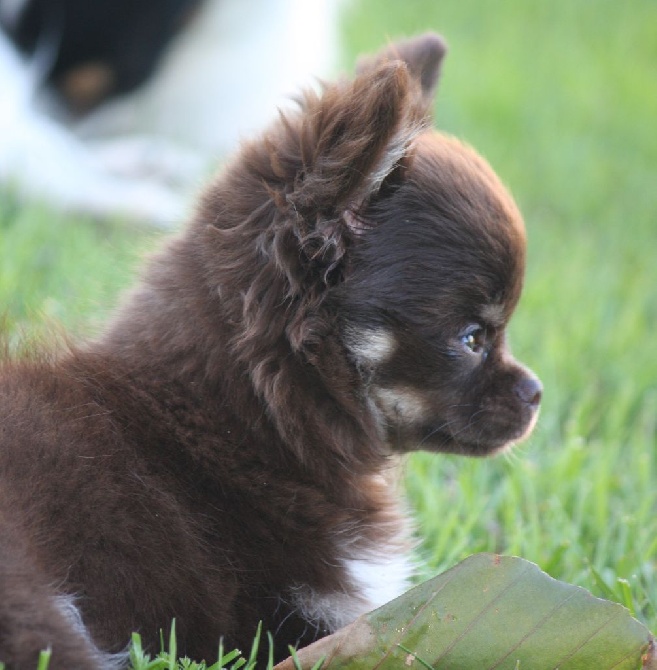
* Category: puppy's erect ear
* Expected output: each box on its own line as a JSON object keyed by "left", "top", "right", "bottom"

{"left": 284, "top": 59, "right": 425, "bottom": 220}
{"left": 356, "top": 32, "right": 447, "bottom": 106}
{"left": 280, "top": 33, "right": 446, "bottom": 225}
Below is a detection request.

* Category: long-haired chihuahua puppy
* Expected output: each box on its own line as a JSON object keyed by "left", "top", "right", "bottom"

{"left": 0, "top": 33, "right": 541, "bottom": 668}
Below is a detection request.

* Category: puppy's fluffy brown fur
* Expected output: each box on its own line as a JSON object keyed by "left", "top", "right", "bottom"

{"left": 0, "top": 34, "right": 541, "bottom": 668}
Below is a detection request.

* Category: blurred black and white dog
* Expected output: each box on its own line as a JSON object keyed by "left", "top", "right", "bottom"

{"left": 0, "top": 0, "right": 340, "bottom": 224}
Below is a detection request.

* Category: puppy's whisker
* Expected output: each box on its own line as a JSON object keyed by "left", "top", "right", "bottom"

{"left": 449, "top": 408, "right": 489, "bottom": 440}
{"left": 417, "top": 417, "right": 462, "bottom": 447}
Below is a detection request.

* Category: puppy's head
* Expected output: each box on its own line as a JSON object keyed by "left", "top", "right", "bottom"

{"left": 210, "top": 33, "right": 540, "bottom": 462}
{"left": 338, "top": 130, "right": 541, "bottom": 456}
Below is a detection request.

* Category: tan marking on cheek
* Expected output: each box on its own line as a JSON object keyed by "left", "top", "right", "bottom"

{"left": 348, "top": 329, "right": 396, "bottom": 365}
{"left": 372, "top": 386, "right": 430, "bottom": 424}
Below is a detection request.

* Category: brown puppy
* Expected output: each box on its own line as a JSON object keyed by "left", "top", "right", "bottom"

{"left": 0, "top": 34, "right": 541, "bottom": 668}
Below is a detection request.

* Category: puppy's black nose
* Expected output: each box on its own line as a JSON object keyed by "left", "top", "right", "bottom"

{"left": 515, "top": 377, "right": 542, "bottom": 408}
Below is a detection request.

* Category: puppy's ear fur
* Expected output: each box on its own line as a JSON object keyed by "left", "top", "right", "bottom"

{"left": 246, "top": 56, "right": 432, "bottom": 310}
{"left": 281, "top": 32, "right": 447, "bottom": 221}
{"left": 281, "top": 60, "right": 426, "bottom": 220}
{"left": 264, "top": 35, "right": 447, "bottom": 279}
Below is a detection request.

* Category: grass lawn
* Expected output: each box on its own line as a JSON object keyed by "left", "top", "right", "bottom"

{"left": 1, "top": 0, "right": 656, "bottom": 665}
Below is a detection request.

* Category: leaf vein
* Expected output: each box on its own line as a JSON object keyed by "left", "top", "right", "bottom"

{"left": 550, "top": 609, "right": 625, "bottom": 669}
{"left": 485, "top": 590, "right": 579, "bottom": 670}
{"left": 430, "top": 561, "right": 534, "bottom": 668}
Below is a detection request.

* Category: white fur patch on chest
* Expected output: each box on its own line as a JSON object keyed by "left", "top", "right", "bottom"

{"left": 345, "top": 550, "right": 415, "bottom": 613}
{"left": 291, "top": 548, "right": 414, "bottom": 635}
{"left": 290, "top": 468, "right": 415, "bottom": 636}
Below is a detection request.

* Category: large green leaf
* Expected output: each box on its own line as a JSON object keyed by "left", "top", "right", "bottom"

{"left": 276, "top": 554, "right": 656, "bottom": 669}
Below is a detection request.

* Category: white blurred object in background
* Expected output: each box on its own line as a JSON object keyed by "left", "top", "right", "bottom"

{"left": 0, "top": 0, "right": 342, "bottom": 225}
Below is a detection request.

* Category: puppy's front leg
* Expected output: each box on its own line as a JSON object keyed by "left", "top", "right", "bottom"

{"left": 0, "top": 529, "right": 112, "bottom": 670}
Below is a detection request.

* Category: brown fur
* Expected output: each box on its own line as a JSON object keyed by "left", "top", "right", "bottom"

{"left": 0, "top": 34, "right": 540, "bottom": 668}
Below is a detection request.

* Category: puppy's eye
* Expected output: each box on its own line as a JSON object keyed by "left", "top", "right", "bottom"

{"left": 461, "top": 326, "right": 486, "bottom": 355}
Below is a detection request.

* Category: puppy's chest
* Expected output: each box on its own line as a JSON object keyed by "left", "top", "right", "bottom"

{"left": 290, "top": 536, "right": 414, "bottom": 637}
{"left": 289, "top": 487, "right": 415, "bottom": 633}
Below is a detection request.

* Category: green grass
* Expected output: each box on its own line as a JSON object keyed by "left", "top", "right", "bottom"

{"left": 128, "top": 621, "right": 269, "bottom": 670}
{"left": 0, "top": 193, "right": 161, "bottom": 345}
{"left": 6, "top": 622, "right": 315, "bottom": 670}
{"left": 341, "top": 0, "right": 657, "bottom": 626}
{"left": 2, "top": 0, "right": 657, "bottom": 664}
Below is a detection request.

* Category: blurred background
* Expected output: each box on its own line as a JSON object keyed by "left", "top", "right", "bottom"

{"left": 2, "top": 0, "right": 657, "bottom": 628}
